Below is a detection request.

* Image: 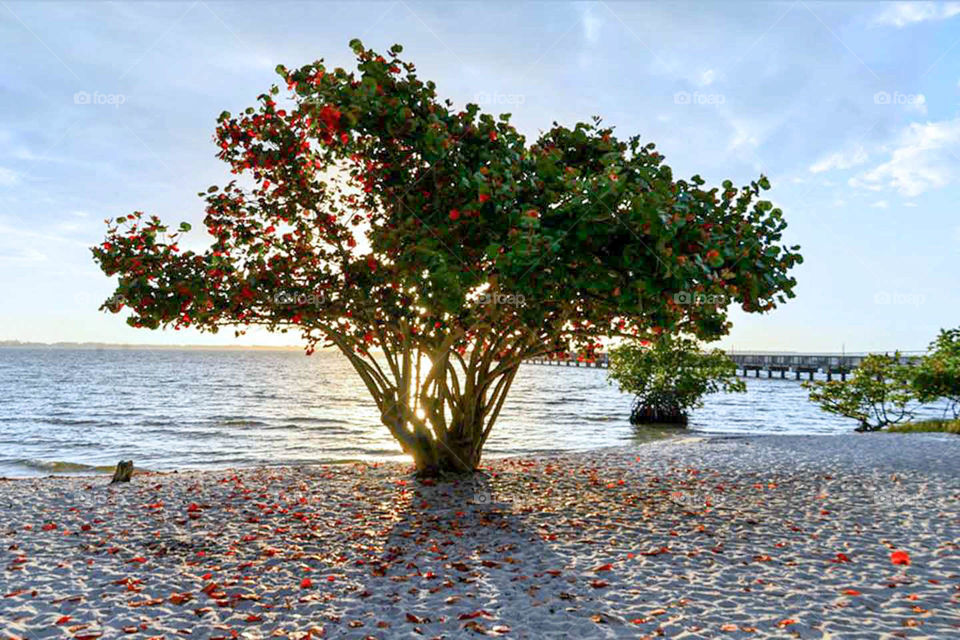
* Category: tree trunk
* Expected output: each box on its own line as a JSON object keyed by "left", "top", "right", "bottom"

{"left": 362, "top": 343, "right": 520, "bottom": 478}
{"left": 630, "top": 401, "right": 688, "bottom": 426}
{"left": 407, "top": 425, "right": 483, "bottom": 477}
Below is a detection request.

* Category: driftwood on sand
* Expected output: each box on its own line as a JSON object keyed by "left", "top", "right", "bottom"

{"left": 110, "top": 460, "right": 133, "bottom": 483}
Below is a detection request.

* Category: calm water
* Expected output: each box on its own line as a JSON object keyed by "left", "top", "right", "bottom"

{"left": 0, "top": 348, "right": 948, "bottom": 476}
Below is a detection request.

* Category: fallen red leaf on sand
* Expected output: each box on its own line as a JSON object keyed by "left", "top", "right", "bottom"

{"left": 129, "top": 598, "right": 163, "bottom": 607}
{"left": 457, "top": 610, "right": 493, "bottom": 620}
{"left": 56, "top": 615, "right": 71, "bottom": 625}
{"left": 405, "top": 612, "right": 426, "bottom": 623}
{"left": 593, "top": 563, "right": 614, "bottom": 572}
{"left": 300, "top": 577, "right": 313, "bottom": 589}
{"left": 777, "top": 619, "right": 797, "bottom": 628}
{"left": 843, "top": 589, "right": 861, "bottom": 596}
{"left": 891, "top": 550, "right": 911, "bottom": 566}
{"left": 833, "top": 552, "right": 851, "bottom": 563}
{"left": 589, "top": 579, "right": 609, "bottom": 588}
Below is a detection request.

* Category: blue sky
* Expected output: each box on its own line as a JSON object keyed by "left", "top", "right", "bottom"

{"left": 1, "top": 1, "right": 958, "bottom": 351}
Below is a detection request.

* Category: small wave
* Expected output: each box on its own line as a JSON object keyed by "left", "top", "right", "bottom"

{"left": 46, "top": 417, "right": 121, "bottom": 427}
{"left": 0, "top": 417, "right": 118, "bottom": 427}
{"left": 5, "top": 459, "right": 115, "bottom": 474}
{"left": 220, "top": 419, "right": 269, "bottom": 427}
{"left": 285, "top": 416, "right": 352, "bottom": 425}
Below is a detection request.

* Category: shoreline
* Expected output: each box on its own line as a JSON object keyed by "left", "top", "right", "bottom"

{"left": 1, "top": 434, "right": 957, "bottom": 638}
{"left": 2, "top": 428, "right": 953, "bottom": 481}
{"left": 0, "top": 427, "right": 689, "bottom": 480}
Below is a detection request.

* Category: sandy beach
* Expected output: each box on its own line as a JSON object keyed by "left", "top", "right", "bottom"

{"left": 1, "top": 434, "right": 958, "bottom": 639}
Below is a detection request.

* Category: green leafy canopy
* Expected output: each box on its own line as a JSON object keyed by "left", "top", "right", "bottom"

{"left": 912, "top": 327, "right": 960, "bottom": 419}
{"left": 92, "top": 39, "right": 802, "bottom": 473}
{"left": 608, "top": 335, "right": 745, "bottom": 419}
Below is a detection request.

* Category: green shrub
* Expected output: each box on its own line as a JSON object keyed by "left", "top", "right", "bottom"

{"left": 912, "top": 327, "right": 960, "bottom": 419}
{"left": 609, "top": 336, "right": 745, "bottom": 425}
{"left": 804, "top": 353, "right": 917, "bottom": 431}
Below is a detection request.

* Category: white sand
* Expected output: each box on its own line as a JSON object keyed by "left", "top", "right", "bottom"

{"left": 1, "top": 434, "right": 958, "bottom": 639}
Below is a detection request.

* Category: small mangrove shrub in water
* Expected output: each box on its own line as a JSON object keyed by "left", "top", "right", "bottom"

{"left": 608, "top": 336, "right": 745, "bottom": 425}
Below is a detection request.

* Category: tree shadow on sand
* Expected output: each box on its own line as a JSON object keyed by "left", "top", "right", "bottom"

{"left": 363, "top": 472, "right": 618, "bottom": 638}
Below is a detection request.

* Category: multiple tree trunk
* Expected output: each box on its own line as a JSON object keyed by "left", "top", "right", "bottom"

{"left": 329, "top": 324, "right": 529, "bottom": 477}
{"left": 629, "top": 400, "right": 688, "bottom": 426}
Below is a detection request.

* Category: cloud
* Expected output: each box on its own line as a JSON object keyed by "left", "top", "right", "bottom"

{"left": 849, "top": 118, "right": 960, "bottom": 196}
{"left": 870, "top": 200, "right": 889, "bottom": 208}
{"left": 581, "top": 6, "right": 602, "bottom": 44}
{"left": 872, "top": 2, "right": 960, "bottom": 27}
{"left": 0, "top": 167, "right": 20, "bottom": 186}
{"left": 0, "top": 247, "right": 47, "bottom": 264}
{"left": 809, "top": 146, "right": 869, "bottom": 173}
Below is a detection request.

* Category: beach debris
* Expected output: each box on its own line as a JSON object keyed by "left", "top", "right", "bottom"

{"left": 110, "top": 460, "right": 134, "bottom": 483}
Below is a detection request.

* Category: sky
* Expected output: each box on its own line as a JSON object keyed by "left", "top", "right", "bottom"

{"left": 1, "top": 1, "right": 958, "bottom": 352}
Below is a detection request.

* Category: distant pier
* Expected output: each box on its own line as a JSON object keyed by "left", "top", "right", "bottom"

{"left": 525, "top": 351, "right": 924, "bottom": 381}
